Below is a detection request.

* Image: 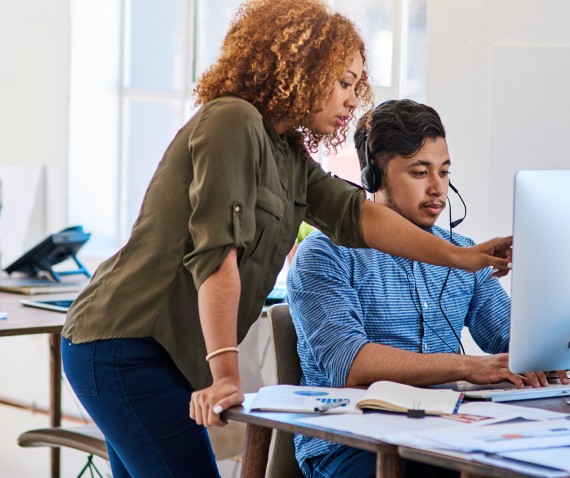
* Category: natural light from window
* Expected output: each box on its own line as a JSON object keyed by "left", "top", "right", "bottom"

{"left": 68, "top": 0, "right": 426, "bottom": 257}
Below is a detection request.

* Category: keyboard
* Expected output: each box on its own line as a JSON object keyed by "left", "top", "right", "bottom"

{"left": 464, "top": 383, "right": 570, "bottom": 402}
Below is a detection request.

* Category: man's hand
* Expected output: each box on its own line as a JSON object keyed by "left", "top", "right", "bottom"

{"left": 464, "top": 354, "right": 570, "bottom": 388}
{"left": 464, "top": 353, "right": 526, "bottom": 387}
{"left": 189, "top": 377, "right": 244, "bottom": 427}
{"left": 521, "top": 370, "right": 570, "bottom": 387}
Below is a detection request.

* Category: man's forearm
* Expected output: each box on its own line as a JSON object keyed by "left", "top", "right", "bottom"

{"left": 346, "top": 342, "right": 469, "bottom": 387}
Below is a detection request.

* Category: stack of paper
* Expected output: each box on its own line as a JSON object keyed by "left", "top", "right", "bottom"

{"left": 297, "top": 400, "right": 570, "bottom": 477}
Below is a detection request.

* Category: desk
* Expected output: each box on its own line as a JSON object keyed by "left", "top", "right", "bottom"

{"left": 224, "top": 396, "right": 402, "bottom": 478}
{"left": 0, "top": 292, "right": 68, "bottom": 478}
{"left": 225, "top": 395, "right": 570, "bottom": 478}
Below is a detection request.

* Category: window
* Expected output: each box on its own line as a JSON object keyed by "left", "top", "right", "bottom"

{"left": 325, "top": 0, "right": 427, "bottom": 182}
{"left": 68, "top": 0, "right": 426, "bottom": 256}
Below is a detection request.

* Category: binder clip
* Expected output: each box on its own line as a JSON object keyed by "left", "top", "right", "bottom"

{"left": 407, "top": 401, "right": 425, "bottom": 419}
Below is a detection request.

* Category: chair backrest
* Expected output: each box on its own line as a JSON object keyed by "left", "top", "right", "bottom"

{"left": 266, "top": 304, "right": 304, "bottom": 478}
{"left": 268, "top": 303, "right": 302, "bottom": 385}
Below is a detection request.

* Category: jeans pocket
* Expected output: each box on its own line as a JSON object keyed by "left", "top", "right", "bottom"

{"left": 61, "top": 337, "right": 98, "bottom": 396}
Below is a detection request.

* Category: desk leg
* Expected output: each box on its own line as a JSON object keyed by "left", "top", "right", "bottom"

{"left": 240, "top": 424, "right": 272, "bottom": 478}
{"left": 376, "top": 450, "right": 404, "bottom": 478}
{"left": 49, "top": 333, "right": 62, "bottom": 478}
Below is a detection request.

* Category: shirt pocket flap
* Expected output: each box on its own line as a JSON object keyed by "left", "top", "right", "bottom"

{"left": 256, "top": 186, "right": 284, "bottom": 219}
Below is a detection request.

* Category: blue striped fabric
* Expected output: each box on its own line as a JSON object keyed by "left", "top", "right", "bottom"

{"left": 286, "top": 227, "right": 511, "bottom": 473}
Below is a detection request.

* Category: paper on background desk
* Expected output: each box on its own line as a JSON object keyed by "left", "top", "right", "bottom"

{"left": 467, "top": 447, "right": 570, "bottom": 478}
{"left": 250, "top": 385, "right": 365, "bottom": 414}
{"left": 488, "top": 446, "right": 570, "bottom": 473}
{"left": 412, "top": 417, "right": 570, "bottom": 453}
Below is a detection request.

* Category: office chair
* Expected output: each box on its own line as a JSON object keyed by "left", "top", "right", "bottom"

{"left": 18, "top": 419, "right": 246, "bottom": 477}
{"left": 18, "top": 425, "right": 108, "bottom": 477}
{"left": 266, "top": 303, "right": 305, "bottom": 478}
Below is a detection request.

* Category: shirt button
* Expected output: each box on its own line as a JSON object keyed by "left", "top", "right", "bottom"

{"left": 234, "top": 206, "right": 240, "bottom": 213}
{"left": 422, "top": 301, "right": 429, "bottom": 309}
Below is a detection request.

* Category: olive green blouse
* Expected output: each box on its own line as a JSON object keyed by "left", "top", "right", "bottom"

{"left": 62, "top": 97, "right": 366, "bottom": 389}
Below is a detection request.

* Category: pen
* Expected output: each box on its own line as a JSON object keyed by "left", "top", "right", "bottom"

{"left": 314, "top": 399, "right": 350, "bottom": 413}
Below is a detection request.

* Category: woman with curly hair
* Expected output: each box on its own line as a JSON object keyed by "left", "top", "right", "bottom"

{"left": 61, "top": 0, "right": 512, "bottom": 476}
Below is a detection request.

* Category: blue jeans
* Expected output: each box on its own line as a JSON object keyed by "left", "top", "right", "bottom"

{"left": 308, "top": 446, "right": 459, "bottom": 478}
{"left": 62, "top": 337, "right": 220, "bottom": 478}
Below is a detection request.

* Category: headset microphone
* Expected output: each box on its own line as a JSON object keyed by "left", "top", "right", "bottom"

{"left": 448, "top": 182, "right": 467, "bottom": 229}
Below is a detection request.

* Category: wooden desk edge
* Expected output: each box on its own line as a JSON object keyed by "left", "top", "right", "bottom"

{"left": 224, "top": 406, "right": 397, "bottom": 455}
{"left": 224, "top": 406, "right": 401, "bottom": 478}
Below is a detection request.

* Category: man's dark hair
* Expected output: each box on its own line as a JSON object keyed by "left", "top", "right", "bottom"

{"left": 354, "top": 99, "right": 446, "bottom": 175}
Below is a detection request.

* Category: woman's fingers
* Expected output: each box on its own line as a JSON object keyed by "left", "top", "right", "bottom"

{"left": 189, "top": 384, "right": 244, "bottom": 427}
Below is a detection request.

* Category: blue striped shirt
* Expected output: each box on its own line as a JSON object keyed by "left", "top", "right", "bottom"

{"left": 286, "top": 227, "right": 511, "bottom": 473}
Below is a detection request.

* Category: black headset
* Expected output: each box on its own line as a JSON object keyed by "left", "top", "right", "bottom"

{"left": 360, "top": 139, "right": 382, "bottom": 193}
{"left": 360, "top": 137, "right": 467, "bottom": 231}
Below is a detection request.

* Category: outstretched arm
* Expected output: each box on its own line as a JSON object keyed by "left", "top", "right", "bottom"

{"left": 360, "top": 201, "right": 512, "bottom": 276}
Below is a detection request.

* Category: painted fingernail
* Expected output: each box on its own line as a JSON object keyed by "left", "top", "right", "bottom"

{"left": 213, "top": 405, "right": 223, "bottom": 414}
{"left": 507, "top": 262, "right": 512, "bottom": 268}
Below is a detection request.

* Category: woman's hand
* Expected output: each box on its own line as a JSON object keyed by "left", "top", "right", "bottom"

{"left": 190, "top": 377, "right": 244, "bottom": 427}
{"left": 458, "top": 236, "right": 512, "bottom": 277}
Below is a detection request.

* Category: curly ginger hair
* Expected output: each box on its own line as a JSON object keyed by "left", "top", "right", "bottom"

{"left": 194, "top": 0, "right": 373, "bottom": 153}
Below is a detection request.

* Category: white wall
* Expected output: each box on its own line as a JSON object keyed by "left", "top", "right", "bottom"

{"left": 427, "top": 0, "right": 570, "bottom": 246}
{"left": 0, "top": 2, "right": 82, "bottom": 477}
{"left": 0, "top": 0, "right": 71, "bottom": 234}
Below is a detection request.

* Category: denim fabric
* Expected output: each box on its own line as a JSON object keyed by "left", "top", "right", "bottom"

{"left": 62, "top": 337, "right": 220, "bottom": 478}
{"left": 307, "top": 447, "right": 459, "bottom": 478}
{"left": 308, "top": 447, "right": 377, "bottom": 478}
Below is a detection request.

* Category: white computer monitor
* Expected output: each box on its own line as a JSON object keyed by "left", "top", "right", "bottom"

{"left": 509, "top": 170, "right": 570, "bottom": 373}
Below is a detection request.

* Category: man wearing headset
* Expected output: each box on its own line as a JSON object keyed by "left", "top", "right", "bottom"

{"left": 286, "top": 99, "right": 569, "bottom": 478}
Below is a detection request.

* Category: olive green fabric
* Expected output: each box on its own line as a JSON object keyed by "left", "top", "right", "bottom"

{"left": 62, "top": 97, "right": 366, "bottom": 390}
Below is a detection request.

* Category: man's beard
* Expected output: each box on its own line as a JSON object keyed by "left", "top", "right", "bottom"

{"left": 384, "top": 184, "right": 446, "bottom": 227}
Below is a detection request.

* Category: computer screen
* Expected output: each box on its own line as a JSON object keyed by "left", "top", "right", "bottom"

{"left": 509, "top": 170, "right": 570, "bottom": 373}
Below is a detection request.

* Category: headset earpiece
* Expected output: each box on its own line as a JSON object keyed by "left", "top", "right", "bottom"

{"left": 360, "top": 139, "right": 382, "bottom": 193}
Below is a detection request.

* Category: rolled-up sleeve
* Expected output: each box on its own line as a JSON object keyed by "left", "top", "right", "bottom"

{"left": 183, "top": 100, "right": 263, "bottom": 289}
{"left": 304, "top": 158, "right": 367, "bottom": 249}
{"left": 287, "top": 233, "right": 370, "bottom": 387}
